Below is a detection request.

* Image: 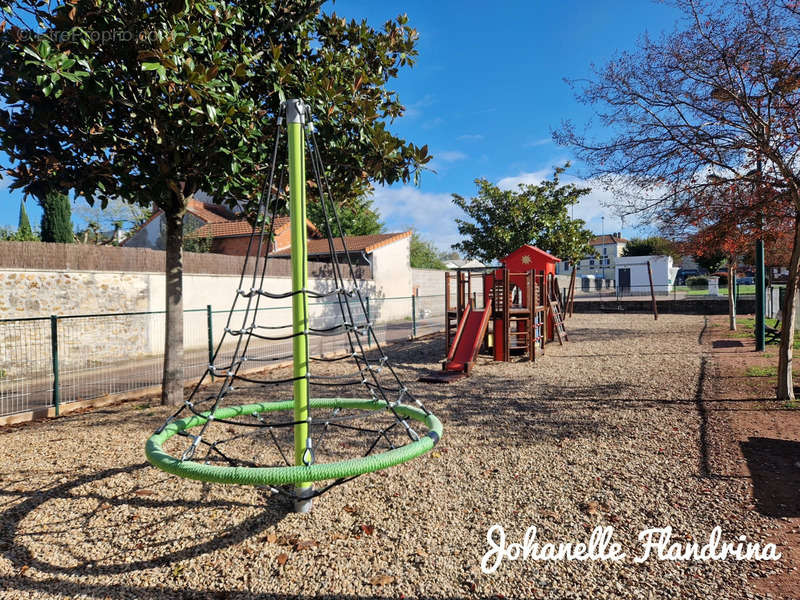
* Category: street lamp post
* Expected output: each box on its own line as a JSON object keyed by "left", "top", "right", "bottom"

{"left": 601, "top": 215, "right": 606, "bottom": 283}
{"left": 754, "top": 158, "right": 765, "bottom": 352}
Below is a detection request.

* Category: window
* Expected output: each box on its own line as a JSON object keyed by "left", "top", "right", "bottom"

{"left": 603, "top": 247, "right": 607, "bottom": 255}
{"left": 589, "top": 259, "right": 595, "bottom": 266}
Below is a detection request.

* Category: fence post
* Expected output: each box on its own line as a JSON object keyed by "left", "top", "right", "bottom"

{"left": 365, "top": 295, "right": 370, "bottom": 324}
{"left": 206, "top": 304, "right": 214, "bottom": 381}
{"left": 412, "top": 294, "right": 417, "bottom": 338}
{"left": 50, "top": 315, "right": 60, "bottom": 416}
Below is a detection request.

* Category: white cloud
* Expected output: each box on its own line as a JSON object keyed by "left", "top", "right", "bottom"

{"left": 436, "top": 150, "right": 467, "bottom": 163}
{"left": 403, "top": 94, "right": 435, "bottom": 119}
{"left": 421, "top": 117, "right": 444, "bottom": 130}
{"left": 369, "top": 166, "right": 641, "bottom": 258}
{"left": 457, "top": 134, "right": 484, "bottom": 141}
{"left": 370, "top": 186, "right": 461, "bottom": 251}
{"left": 524, "top": 137, "right": 553, "bottom": 148}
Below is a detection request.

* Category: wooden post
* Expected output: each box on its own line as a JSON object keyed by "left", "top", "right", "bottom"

{"left": 728, "top": 260, "right": 737, "bottom": 331}
{"left": 467, "top": 271, "right": 472, "bottom": 309}
{"left": 567, "top": 266, "right": 577, "bottom": 318}
{"left": 647, "top": 261, "right": 658, "bottom": 320}
{"left": 503, "top": 268, "right": 510, "bottom": 362}
{"left": 527, "top": 271, "right": 534, "bottom": 361}
{"left": 445, "top": 271, "right": 452, "bottom": 350}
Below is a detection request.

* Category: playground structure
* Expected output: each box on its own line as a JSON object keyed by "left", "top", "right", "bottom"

{"left": 431, "top": 245, "right": 567, "bottom": 381}
{"left": 146, "top": 100, "right": 441, "bottom": 513}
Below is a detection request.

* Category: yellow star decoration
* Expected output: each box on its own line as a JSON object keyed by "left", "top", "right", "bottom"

{"left": 521, "top": 255, "right": 532, "bottom": 265}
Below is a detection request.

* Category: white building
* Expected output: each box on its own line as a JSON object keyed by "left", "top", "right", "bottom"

{"left": 615, "top": 255, "right": 680, "bottom": 295}
{"left": 556, "top": 233, "right": 628, "bottom": 280}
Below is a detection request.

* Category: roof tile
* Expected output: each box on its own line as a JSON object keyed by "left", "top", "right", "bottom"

{"left": 186, "top": 199, "right": 238, "bottom": 223}
{"left": 590, "top": 234, "right": 628, "bottom": 245}
{"left": 188, "top": 216, "right": 319, "bottom": 239}
{"left": 273, "top": 231, "right": 411, "bottom": 256}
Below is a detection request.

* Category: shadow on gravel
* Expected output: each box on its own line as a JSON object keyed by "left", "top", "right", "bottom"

{"left": 712, "top": 339, "right": 745, "bottom": 349}
{"left": 740, "top": 437, "right": 800, "bottom": 518}
{"left": 0, "top": 578, "right": 470, "bottom": 600}
{"left": 0, "top": 463, "right": 289, "bottom": 578}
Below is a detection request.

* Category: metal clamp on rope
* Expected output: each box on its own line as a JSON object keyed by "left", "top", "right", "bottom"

{"left": 181, "top": 435, "right": 202, "bottom": 461}
{"left": 401, "top": 419, "right": 420, "bottom": 442}
{"left": 302, "top": 438, "right": 315, "bottom": 466}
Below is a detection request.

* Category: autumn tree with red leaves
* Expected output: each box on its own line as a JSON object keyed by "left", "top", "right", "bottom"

{"left": 670, "top": 181, "right": 794, "bottom": 331}
{"left": 557, "top": 0, "right": 800, "bottom": 403}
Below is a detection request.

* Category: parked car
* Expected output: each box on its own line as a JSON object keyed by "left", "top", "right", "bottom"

{"left": 737, "top": 276, "right": 754, "bottom": 285}
{"left": 676, "top": 269, "right": 699, "bottom": 285}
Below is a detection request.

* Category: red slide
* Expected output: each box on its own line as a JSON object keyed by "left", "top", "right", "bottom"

{"left": 444, "top": 303, "right": 491, "bottom": 374}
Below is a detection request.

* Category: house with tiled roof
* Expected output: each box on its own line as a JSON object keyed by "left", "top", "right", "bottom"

{"left": 125, "top": 198, "right": 414, "bottom": 298}
{"left": 555, "top": 232, "right": 628, "bottom": 280}
{"left": 124, "top": 198, "right": 239, "bottom": 251}
{"left": 189, "top": 215, "right": 322, "bottom": 255}
{"left": 124, "top": 199, "right": 321, "bottom": 254}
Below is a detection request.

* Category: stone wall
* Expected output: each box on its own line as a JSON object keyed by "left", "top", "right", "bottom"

{"left": 0, "top": 271, "right": 150, "bottom": 318}
{"left": 0, "top": 242, "right": 379, "bottom": 380}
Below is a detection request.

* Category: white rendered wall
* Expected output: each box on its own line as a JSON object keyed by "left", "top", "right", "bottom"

{"left": 615, "top": 255, "right": 675, "bottom": 293}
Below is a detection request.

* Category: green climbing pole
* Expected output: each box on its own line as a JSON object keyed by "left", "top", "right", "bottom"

{"left": 287, "top": 99, "right": 312, "bottom": 512}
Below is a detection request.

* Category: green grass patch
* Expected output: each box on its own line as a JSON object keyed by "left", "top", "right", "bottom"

{"left": 673, "top": 285, "right": 753, "bottom": 296}
{"left": 744, "top": 366, "right": 799, "bottom": 377}
{"left": 744, "top": 366, "right": 778, "bottom": 377}
{"left": 736, "top": 316, "right": 779, "bottom": 329}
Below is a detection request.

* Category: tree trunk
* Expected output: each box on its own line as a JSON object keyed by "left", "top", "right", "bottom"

{"left": 728, "top": 260, "right": 736, "bottom": 331}
{"left": 777, "top": 214, "right": 800, "bottom": 404}
{"left": 161, "top": 206, "right": 185, "bottom": 405}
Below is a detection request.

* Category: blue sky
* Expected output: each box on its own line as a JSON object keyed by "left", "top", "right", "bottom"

{"left": 1, "top": 1, "right": 682, "bottom": 249}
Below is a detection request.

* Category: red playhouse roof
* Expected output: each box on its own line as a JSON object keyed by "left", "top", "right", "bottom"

{"left": 500, "top": 245, "right": 561, "bottom": 266}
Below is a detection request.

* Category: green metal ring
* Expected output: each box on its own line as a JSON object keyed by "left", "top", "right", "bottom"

{"left": 145, "top": 398, "right": 442, "bottom": 486}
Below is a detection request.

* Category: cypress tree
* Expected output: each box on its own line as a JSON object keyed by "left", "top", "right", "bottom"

{"left": 17, "top": 201, "right": 33, "bottom": 239}
{"left": 40, "top": 191, "right": 74, "bottom": 243}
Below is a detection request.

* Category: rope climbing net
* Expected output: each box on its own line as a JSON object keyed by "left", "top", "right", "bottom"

{"left": 146, "top": 101, "right": 442, "bottom": 509}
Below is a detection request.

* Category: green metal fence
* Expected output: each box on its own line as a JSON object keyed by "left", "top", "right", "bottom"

{"left": 0, "top": 294, "right": 446, "bottom": 419}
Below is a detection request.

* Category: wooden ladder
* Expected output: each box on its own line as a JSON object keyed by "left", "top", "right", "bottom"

{"left": 549, "top": 300, "right": 568, "bottom": 344}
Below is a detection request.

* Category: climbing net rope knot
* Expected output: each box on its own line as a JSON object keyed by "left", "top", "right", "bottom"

{"left": 146, "top": 99, "right": 442, "bottom": 507}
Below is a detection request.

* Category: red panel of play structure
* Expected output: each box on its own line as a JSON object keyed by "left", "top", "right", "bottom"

{"left": 495, "top": 244, "right": 560, "bottom": 340}
{"left": 445, "top": 304, "right": 491, "bottom": 372}
{"left": 500, "top": 244, "right": 560, "bottom": 276}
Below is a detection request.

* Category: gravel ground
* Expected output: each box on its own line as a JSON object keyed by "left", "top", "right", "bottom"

{"left": 0, "top": 313, "right": 782, "bottom": 599}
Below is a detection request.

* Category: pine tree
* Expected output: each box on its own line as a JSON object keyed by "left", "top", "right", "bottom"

{"left": 40, "top": 192, "right": 73, "bottom": 243}
{"left": 17, "top": 201, "right": 33, "bottom": 240}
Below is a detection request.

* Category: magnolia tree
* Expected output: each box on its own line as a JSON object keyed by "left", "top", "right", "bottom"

{"left": 557, "top": 0, "right": 800, "bottom": 403}
{"left": 0, "top": 0, "right": 431, "bottom": 404}
{"left": 451, "top": 165, "right": 595, "bottom": 264}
